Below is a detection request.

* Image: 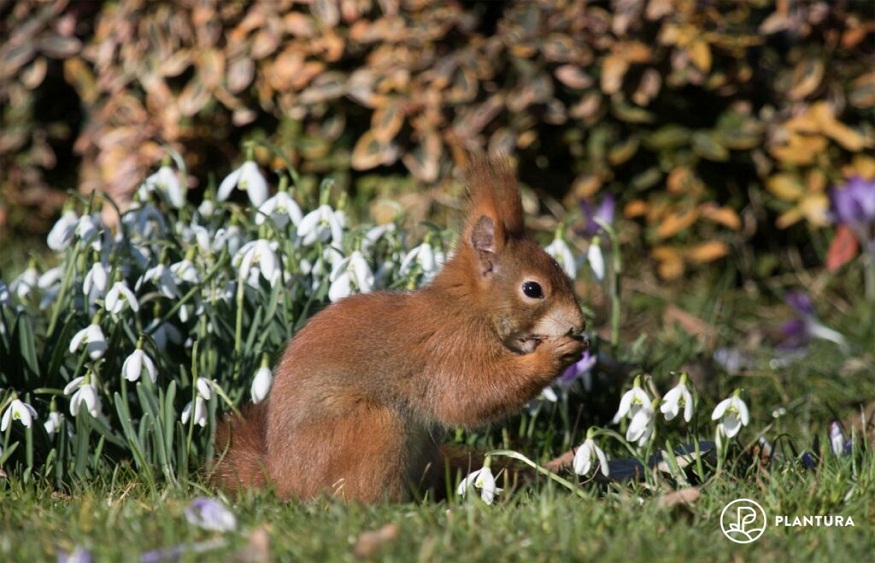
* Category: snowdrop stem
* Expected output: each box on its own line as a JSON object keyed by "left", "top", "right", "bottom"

{"left": 596, "top": 218, "right": 622, "bottom": 348}
{"left": 318, "top": 178, "right": 335, "bottom": 206}
{"left": 47, "top": 245, "right": 79, "bottom": 336}
{"left": 485, "top": 449, "right": 588, "bottom": 498}
{"left": 234, "top": 273, "right": 245, "bottom": 373}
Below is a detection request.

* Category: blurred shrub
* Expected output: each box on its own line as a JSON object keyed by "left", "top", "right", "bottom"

{"left": 1, "top": 0, "right": 873, "bottom": 278}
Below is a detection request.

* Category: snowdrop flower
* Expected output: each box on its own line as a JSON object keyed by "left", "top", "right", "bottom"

{"left": 537, "top": 385, "right": 559, "bottom": 403}
{"left": 75, "top": 213, "right": 102, "bottom": 251}
{"left": 182, "top": 378, "right": 213, "bottom": 427}
{"left": 43, "top": 411, "right": 64, "bottom": 440}
{"left": 170, "top": 257, "right": 200, "bottom": 284}
{"left": 328, "top": 250, "right": 374, "bottom": 302}
{"left": 626, "top": 399, "right": 657, "bottom": 447}
{"left": 256, "top": 191, "right": 303, "bottom": 229}
{"left": 573, "top": 430, "right": 610, "bottom": 477}
{"left": 213, "top": 225, "right": 244, "bottom": 256}
{"left": 251, "top": 361, "right": 273, "bottom": 404}
{"left": 457, "top": 465, "right": 502, "bottom": 505}
{"left": 83, "top": 262, "right": 110, "bottom": 309}
{"left": 105, "top": 280, "right": 139, "bottom": 314}
{"left": 711, "top": 390, "right": 749, "bottom": 440}
{"left": 217, "top": 160, "right": 268, "bottom": 207}
{"left": 612, "top": 376, "right": 651, "bottom": 424}
{"left": 47, "top": 209, "right": 79, "bottom": 251}
{"left": 587, "top": 238, "right": 605, "bottom": 281}
{"left": 9, "top": 265, "right": 38, "bottom": 299}
{"left": 235, "top": 239, "right": 281, "bottom": 288}
{"left": 187, "top": 224, "right": 212, "bottom": 255}
{"left": 136, "top": 264, "right": 180, "bottom": 299}
{"left": 123, "top": 203, "right": 169, "bottom": 244}
{"left": 184, "top": 497, "right": 237, "bottom": 532}
{"left": 0, "top": 281, "right": 9, "bottom": 305}
{"left": 36, "top": 266, "right": 63, "bottom": 309}
{"left": 140, "top": 164, "right": 185, "bottom": 208}
{"left": 69, "top": 321, "right": 107, "bottom": 360}
{"left": 181, "top": 396, "right": 207, "bottom": 427}
{"left": 64, "top": 377, "right": 102, "bottom": 418}
{"left": 545, "top": 236, "right": 577, "bottom": 279}
{"left": 660, "top": 372, "right": 694, "bottom": 422}
{"left": 298, "top": 204, "right": 345, "bottom": 247}
{"left": 399, "top": 241, "right": 444, "bottom": 282}
{"left": 1, "top": 398, "right": 38, "bottom": 430}
{"left": 122, "top": 347, "right": 157, "bottom": 383}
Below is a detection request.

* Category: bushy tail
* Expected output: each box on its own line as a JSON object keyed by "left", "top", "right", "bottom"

{"left": 210, "top": 402, "right": 269, "bottom": 491}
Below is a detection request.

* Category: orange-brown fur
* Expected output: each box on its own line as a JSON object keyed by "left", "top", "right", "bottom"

{"left": 210, "top": 158, "right": 585, "bottom": 502}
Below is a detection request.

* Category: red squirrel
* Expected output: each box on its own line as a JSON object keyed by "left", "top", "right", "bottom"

{"left": 211, "top": 158, "right": 586, "bottom": 502}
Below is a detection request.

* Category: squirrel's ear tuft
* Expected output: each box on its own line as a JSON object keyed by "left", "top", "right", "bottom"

{"left": 464, "top": 156, "right": 525, "bottom": 245}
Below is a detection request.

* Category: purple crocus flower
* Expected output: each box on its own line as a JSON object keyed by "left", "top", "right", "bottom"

{"left": 778, "top": 291, "right": 847, "bottom": 353}
{"left": 577, "top": 195, "right": 615, "bottom": 238}
{"left": 831, "top": 176, "right": 875, "bottom": 230}
{"left": 559, "top": 348, "right": 598, "bottom": 390}
{"left": 831, "top": 176, "right": 875, "bottom": 298}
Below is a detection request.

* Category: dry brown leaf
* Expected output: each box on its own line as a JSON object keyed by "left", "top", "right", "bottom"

{"left": 687, "top": 240, "right": 729, "bottom": 263}
{"left": 353, "top": 523, "right": 400, "bottom": 559}
{"left": 652, "top": 246, "right": 685, "bottom": 279}
{"left": 656, "top": 487, "right": 701, "bottom": 509}
{"left": 688, "top": 39, "right": 711, "bottom": 73}
{"left": 657, "top": 208, "right": 699, "bottom": 239}
{"left": 664, "top": 304, "right": 717, "bottom": 344}
{"left": 699, "top": 204, "right": 741, "bottom": 230}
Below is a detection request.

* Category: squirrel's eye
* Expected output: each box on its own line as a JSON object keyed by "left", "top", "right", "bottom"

{"left": 522, "top": 281, "right": 543, "bottom": 299}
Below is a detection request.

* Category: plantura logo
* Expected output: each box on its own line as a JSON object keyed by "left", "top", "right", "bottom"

{"left": 720, "top": 498, "right": 767, "bottom": 544}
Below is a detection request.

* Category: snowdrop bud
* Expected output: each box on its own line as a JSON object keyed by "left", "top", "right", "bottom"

{"left": 47, "top": 209, "right": 79, "bottom": 251}
{"left": 545, "top": 237, "right": 577, "bottom": 279}
{"left": 251, "top": 363, "right": 273, "bottom": 404}
{"left": 587, "top": 237, "right": 605, "bottom": 281}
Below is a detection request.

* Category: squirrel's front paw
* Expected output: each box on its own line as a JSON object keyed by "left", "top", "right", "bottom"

{"left": 540, "top": 334, "right": 586, "bottom": 372}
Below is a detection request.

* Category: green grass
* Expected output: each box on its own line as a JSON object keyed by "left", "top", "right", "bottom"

{"left": 2, "top": 284, "right": 873, "bottom": 562}
{"left": 2, "top": 459, "right": 872, "bottom": 562}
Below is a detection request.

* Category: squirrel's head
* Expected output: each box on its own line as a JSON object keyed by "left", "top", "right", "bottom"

{"left": 452, "top": 158, "right": 586, "bottom": 355}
